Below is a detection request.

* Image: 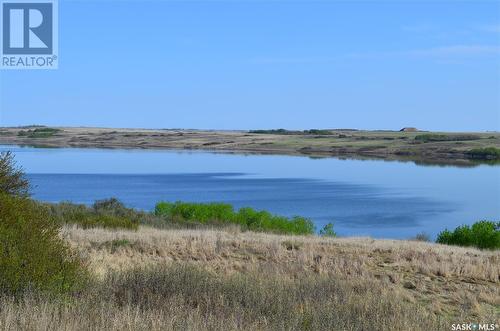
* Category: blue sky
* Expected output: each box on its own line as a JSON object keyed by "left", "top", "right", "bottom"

{"left": 1, "top": 0, "right": 499, "bottom": 131}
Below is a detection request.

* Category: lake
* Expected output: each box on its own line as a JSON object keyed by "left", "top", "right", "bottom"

{"left": 2, "top": 145, "right": 499, "bottom": 239}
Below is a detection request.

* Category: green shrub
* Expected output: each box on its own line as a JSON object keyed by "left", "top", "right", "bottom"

{"left": 466, "top": 147, "right": 500, "bottom": 160}
{"left": 319, "top": 223, "right": 337, "bottom": 237}
{"left": 0, "top": 151, "right": 30, "bottom": 197}
{"left": 436, "top": 221, "right": 500, "bottom": 249}
{"left": 92, "top": 198, "right": 129, "bottom": 215}
{"left": 0, "top": 193, "right": 85, "bottom": 296}
{"left": 0, "top": 152, "right": 85, "bottom": 295}
{"left": 155, "top": 201, "right": 315, "bottom": 235}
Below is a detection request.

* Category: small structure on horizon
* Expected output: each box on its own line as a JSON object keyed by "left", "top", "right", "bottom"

{"left": 399, "top": 127, "right": 418, "bottom": 132}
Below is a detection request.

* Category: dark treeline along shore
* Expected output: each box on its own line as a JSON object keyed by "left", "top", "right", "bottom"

{"left": 0, "top": 126, "right": 499, "bottom": 166}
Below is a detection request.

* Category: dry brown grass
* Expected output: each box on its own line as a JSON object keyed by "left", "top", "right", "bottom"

{"left": 0, "top": 225, "right": 498, "bottom": 331}
{"left": 0, "top": 270, "right": 449, "bottom": 331}
{"left": 62, "top": 226, "right": 500, "bottom": 318}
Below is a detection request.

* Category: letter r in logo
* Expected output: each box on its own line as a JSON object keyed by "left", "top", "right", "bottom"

{"left": 2, "top": 2, "right": 53, "bottom": 54}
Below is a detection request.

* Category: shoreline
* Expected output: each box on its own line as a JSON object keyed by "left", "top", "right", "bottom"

{"left": 1, "top": 126, "right": 499, "bottom": 167}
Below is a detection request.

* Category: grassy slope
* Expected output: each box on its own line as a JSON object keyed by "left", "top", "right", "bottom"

{"left": 1, "top": 225, "right": 498, "bottom": 330}
{"left": 63, "top": 226, "right": 499, "bottom": 304}
{"left": 0, "top": 126, "right": 499, "bottom": 166}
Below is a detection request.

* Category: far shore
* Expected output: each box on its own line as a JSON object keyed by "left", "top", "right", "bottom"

{"left": 0, "top": 126, "right": 499, "bottom": 166}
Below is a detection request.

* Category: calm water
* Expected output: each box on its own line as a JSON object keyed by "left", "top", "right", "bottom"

{"left": 2, "top": 145, "right": 499, "bottom": 239}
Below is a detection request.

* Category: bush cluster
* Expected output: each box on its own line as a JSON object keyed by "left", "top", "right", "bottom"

{"left": 0, "top": 194, "right": 85, "bottom": 295}
{"left": 154, "top": 201, "right": 315, "bottom": 235}
{"left": 46, "top": 198, "right": 140, "bottom": 230}
{"left": 436, "top": 221, "right": 500, "bottom": 249}
{"left": 0, "top": 151, "right": 85, "bottom": 296}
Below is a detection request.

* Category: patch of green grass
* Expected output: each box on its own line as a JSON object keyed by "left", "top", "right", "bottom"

{"left": 436, "top": 220, "right": 499, "bottom": 249}
{"left": 414, "top": 134, "right": 480, "bottom": 143}
{"left": 466, "top": 147, "right": 500, "bottom": 160}
{"left": 154, "top": 201, "right": 315, "bottom": 235}
{"left": 17, "top": 128, "right": 61, "bottom": 138}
